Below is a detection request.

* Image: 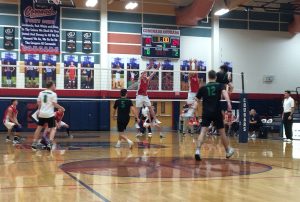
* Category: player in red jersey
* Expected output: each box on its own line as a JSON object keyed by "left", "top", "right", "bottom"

{"left": 68, "top": 61, "right": 76, "bottom": 89}
{"left": 136, "top": 61, "right": 161, "bottom": 125}
{"left": 3, "top": 99, "right": 22, "bottom": 144}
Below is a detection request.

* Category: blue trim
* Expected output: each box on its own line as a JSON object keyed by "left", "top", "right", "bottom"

{"left": 0, "top": 3, "right": 18, "bottom": 14}
{"left": 108, "top": 11, "right": 141, "bottom": 22}
{"left": 0, "top": 15, "right": 18, "bottom": 26}
{"left": 249, "top": 21, "right": 279, "bottom": 31}
{"left": 64, "top": 171, "right": 110, "bottom": 202}
{"left": 108, "top": 22, "right": 141, "bottom": 33}
{"left": 249, "top": 11, "right": 279, "bottom": 22}
{"left": 222, "top": 10, "right": 248, "bottom": 20}
{"left": 220, "top": 19, "right": 248, "bottom": 30}
{"left": 62, "top": 8, "right": 100, "bottom": 20}
{"left": 62, "top": 19, "right": 100, "bottom": 31}
{"left": 143, "top": 14, "right": 176, "bottom": 25}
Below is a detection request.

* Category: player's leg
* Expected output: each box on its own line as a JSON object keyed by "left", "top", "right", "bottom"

{"left": 60, "top": 121, "right": 72, "bottom": 138}
{"left": 215, "top": 114, "right": 235, "bottom": 159}
{"left": 144, "top": 97, "right": 161, "bottom": 124}
{"left": 195, "top": 126, "right": 209, "bottom": 161}
{"left": 11, "top": 124, "right": 22, "bottom": 144}
{"left": 4, "top": 122, "right": 15, "bottom": 142}
{"left": 115, "top": 118, "right": 133, "bottom": 149}
{"left": 32, "top": 124, "right": 44, "bottom": 150}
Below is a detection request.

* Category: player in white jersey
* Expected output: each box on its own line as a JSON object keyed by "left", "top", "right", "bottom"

{"left": 31, "top": 81, "right": 65, "bottom": 151}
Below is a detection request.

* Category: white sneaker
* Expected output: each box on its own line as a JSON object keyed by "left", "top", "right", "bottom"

{"left": 128, "top": 141, "right": 134, "bottom": 149}
{"left": 286, "top": 139, "right": 292, "bottom": 142}
{"left": 135, "top": 133, "right": 142, "bottom": 138}
{"left": 250, "top": 134, "right": 256, "bottom": 138}
{"left": 135, "top": 123, "right": 140, "bottom": 129}
{"left": 115, "top": 143, "right": 121, "bottom": 148}
{"left": 226, "top": 147, "right": 235, "bottom": 159}
{"left": 155, "top": 119, "right": 162, "bottom": 124}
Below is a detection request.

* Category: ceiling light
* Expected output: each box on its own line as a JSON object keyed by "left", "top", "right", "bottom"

{"left": 86, "top": 0, "right": 98, "bottom": 7}
{"left": 214, "top": 8, "right": 229, "bottom": 16}
{"left": 125, "top": 2, "right": 138, "bottom": 10}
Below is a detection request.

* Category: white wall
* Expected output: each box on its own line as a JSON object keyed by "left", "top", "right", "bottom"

{"left": 219, "top": 29, "right": 300, "bottom": 94}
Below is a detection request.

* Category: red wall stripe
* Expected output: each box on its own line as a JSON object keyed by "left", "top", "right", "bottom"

{"left": 108, "top": 44, "right": 141, "bottom": 54}
{"left": 108, "top": 33, "right": 141, "bottom": 44}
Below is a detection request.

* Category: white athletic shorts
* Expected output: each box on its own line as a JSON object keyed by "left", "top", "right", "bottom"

{"left": 4, "top": 121, "right": 16, "bottom": 130}
{"left": 57, "top": 121, "right": 67, "bottom": 129}
{"left": 136, "top": 95, "right": 151, "bottom": 108}
{"left": 187, "top": 92, "right": 197, "bottom": 104}
{"left": 115, "top": 73, "right": 121, "bottom": 82}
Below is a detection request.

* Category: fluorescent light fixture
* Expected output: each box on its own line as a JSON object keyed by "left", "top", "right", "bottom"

{"left": 214, "top": 8, "right": 229, "bottom": 16}
{"left": 125, "top": 2, "right": 138, "bottom": 10}
{"left": 86, "top": 0, "right": 98, "bottom": 7}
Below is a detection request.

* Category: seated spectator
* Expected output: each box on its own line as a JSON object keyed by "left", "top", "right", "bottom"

{"left": 249, "top": 109, "right": 262, "bottom": 138}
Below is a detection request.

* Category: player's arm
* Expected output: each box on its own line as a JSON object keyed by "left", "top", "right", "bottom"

{"left": 148, "top": 63, "right": 160, "bottom": 80}
{"left": 112, "top": 101, "right": 118, "bottom": 120}
{"left": 52, "top": 95, "right": 65, "bottom": 111}
{"left": 289, "top": 99, "right": 295, "bottom": 120}
{"left": 7, "top": 108, "right": 14, "bottom": 123}
{"left": 222, "top": 89, "right": 232, "bottom": 112}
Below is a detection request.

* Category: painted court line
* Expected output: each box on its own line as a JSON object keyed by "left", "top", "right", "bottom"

{"left": 64, "top": 171, "right": 110, "bottom": 202}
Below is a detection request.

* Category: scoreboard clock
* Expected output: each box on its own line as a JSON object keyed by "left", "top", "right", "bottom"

{"left": 141, "top": 28, "right": 180, "bottom": 59}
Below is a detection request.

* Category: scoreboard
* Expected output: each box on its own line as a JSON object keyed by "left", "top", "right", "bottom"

{"left": 141, "top": 28, "right": 180, "bottom": 58}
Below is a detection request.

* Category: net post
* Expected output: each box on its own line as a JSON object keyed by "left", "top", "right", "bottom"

{"left": 239, "top": 72, "right": 249, "bottom": 143}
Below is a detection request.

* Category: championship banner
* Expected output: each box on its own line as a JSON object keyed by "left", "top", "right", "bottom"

{"left": 3, "top": 27, "right": 15, "bottom": 50}
{"left": 82, "top": 32, "right": 93, "bottom": 53}
{"left": 66, "top": 31, "right": 76, "bottom": 52}
{"left": 20, "top": 0, "right": 60, "bottom": 54}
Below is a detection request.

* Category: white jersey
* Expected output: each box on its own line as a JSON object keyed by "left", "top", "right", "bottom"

{"left": 37, "top": 90, "right": 57, "bottom": 118}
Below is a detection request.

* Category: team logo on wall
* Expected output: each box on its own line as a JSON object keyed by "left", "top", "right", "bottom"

{"left": 162, "top": 59, "right": 173, "bottom": 91}
{"left": 3, "top": 27, "right": 15, "bottom": 50}
{"left": 110, "top": 56, "right": 125, "bottom": 89}
{"left": 42, "top": 54, "right": 57, "bottom": 88}
{"left": 127, "top": 57, "right": 140, "bottom": 90}
{"left": 24, "top": 54, "right": 39, "bottom": 88}
{"left": 66, "top": 31, "right": 77, "bottom": 52}
{"left": 82, "top": 32, "right": 93, "bottom": 53}
{"left": 64, "top": 55, "right": 79, "bottom": 89}
{"left": 1, "top": 52, "right": 17, "bottom": 88}
{"left": 81, "top": 55, "right": 94, "bottom": 89}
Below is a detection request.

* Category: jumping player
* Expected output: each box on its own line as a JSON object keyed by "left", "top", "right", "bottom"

{"left": 68, "top": 61, "right": 76, "bottom": 89}
{"left": 216, "top": 65, "right": 233, "bottom": 92}
{"left": 3, "top": 99, "right": 22, "bottom": 144}
{"left": 31, "top": 81, "right": 65, "bottom": 151}
{"left": 194, "top": 70, "right": 234, "bottom": 161}
{"left": 136, "top": 63, "right": 161, "bottom": 125}
{"left": 112, "top": 89, "right": 139, "bottom": 149}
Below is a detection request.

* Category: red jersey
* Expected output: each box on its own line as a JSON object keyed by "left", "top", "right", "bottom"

{"left": 137, "top": 78, "right": 149, "bottom": 96}
{"left": 3, "top": 105, "right": 18, "bottom": 123}
{"left": 69, "top": 66, "right": 76, "bottom": 79}
{"left": 55, "top": 111, "right": 64, "bottom": 122}
{"left": 189, "top": 74, "right": 200, "bottom": 93}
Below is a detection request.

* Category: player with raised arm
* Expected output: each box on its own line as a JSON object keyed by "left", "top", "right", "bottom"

{"left": 136, "top": 61, "right": 161, "bottom": 125}
{"left": 31, "top": 81, "right": 65, "bottom": 151}
{"left": 194, "top": 70, "right": 234, "bottom": 161}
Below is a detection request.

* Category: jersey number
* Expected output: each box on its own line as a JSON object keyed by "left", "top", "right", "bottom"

{"left": 207, "top": 86, "right": 216, "bottom": 96}
{"left": 43, "top": 95, "right": 48, "bottom": 103}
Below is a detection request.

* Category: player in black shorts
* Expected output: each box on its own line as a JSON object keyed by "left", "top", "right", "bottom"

{"left": 112, "top": 89, "right": 139, "bottom": 149}
{"left": 216, "top": 65, "right": 233, "bottom": 92}
{"left": 194, "top": 70, "right": 235, "bottom": 161}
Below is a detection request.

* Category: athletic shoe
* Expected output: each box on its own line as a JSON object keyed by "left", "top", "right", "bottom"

{"left": 160, "top": 132, "right": 165, "bottom": 139}
{"left": 46, "top": 142, "right": 53, "bottom": 151}
{"left": 250, "top": 134, "right": 256, "bottom": 138}
{"left": 135, "top": 133, "right": 143, "bottom": 138}
{"left": 135, "top": 123, "right": 140, "bottom": 129}
{"left": 128, "top": 141, "right": 134, "bottom": 149}
{"left": 286, "top": 139, "right": 292, "bottom": 142}
{"left": 155, "top": 119, "right": 162, "bottom": 124}
{"left": 148, "top": 133, "right": 152, "bottom": 138}
{"left": 31, "top": 142, "right": 38, "bottom": 151}
{"left": 68, "top": 134, "right": 74, "bottom": 139}
{"left": 226, "top": 147, "right": 235, "bottom": 159}
{"left": 115, "top": 143, "right": 121, "bottom": 148}
{"left": 6, "top": 137, "right": 11, "bottom": 142}
{"left": 195, "top": 154, "right": 201, "bottom": 161}
{"left": 12, "top": 138, "right": 21, "bottom": 145}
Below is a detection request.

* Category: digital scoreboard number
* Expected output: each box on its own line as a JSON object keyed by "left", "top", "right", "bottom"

{"left": 142, "top": 28, "right": 180, "bottom": 59}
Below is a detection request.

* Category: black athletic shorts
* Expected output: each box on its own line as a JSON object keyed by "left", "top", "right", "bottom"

{"left": 38, "top": 116, "right": 56, "bottom": 128}
{"left": 117, "top": 117, "right": 130, "bottom": 132}
{"left": 201, "top": 112, "right": 224, "bottom": 129}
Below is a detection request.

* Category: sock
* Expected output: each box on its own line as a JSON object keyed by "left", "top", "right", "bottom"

{"left": 66, "top": 128, "right": 70, "bottom": 135}
{"left": 127, "top": 139, "right": 132, "bottom": 144}
{"left": 195, "top": 148, "right": 200, "bottom": 155}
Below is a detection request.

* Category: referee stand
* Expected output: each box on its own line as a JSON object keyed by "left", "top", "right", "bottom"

{"left": 239, "top": 72, "right": 249, "bottom": 143}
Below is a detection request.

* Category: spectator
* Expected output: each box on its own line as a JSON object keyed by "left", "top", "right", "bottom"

{"left": 282, "top": 90, "right": 295, "bottom": 142}
{"left": 224, "top": 111, "right": 236, "bottom": 136}
{"left": 249, "top": 109, "right": 262, "bottom": 138}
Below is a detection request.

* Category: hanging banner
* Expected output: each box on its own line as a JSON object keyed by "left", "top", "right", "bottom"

{"left": 20, "top": 0, "right": 60, "bottom": 54}
{"left": 82, "top": 32, "right": 93, "bottom": 53}
{"left": 3, "top": 27, "right": 15, "bottom": 50}
{"left": 66, "top": 31, "right": 76, "bottom": 52}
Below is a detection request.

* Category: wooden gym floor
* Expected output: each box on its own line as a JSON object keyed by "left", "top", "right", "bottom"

{"left": 0, "top": 131, "right": 299, "bottom": 202}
